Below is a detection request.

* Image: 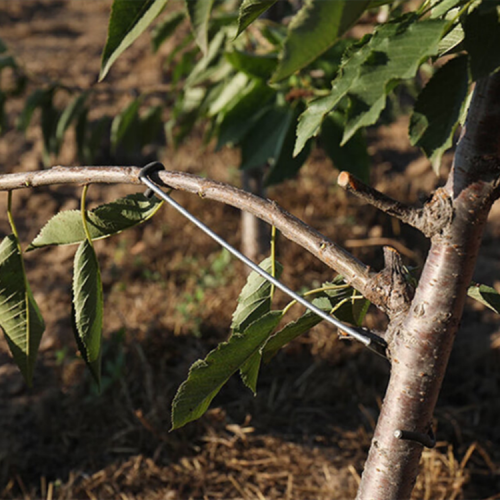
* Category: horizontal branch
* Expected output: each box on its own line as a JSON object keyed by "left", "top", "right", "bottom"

{"left": 0, "top": 166, "right": 383, "bottom": 307}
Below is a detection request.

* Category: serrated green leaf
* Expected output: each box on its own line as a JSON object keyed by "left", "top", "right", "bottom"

{"left": 100, "top": 0, "right": 169, "bottom": 81}
{"left": 236, "top": 0, "right": 277, "bottom": 37}
{"left": 320, "top": 111, "right": 370, "bottom": 183}
{"left": 294, "top": 36, "right": 373, "bottom": 156}
{"left": 271, "top": 0, "right": 370, "bottom": 83}
{"left": 72, "top": 239, "right": 103, "bottom": 386}
{"left": 184, "top": 0, "right": 215, "bottom": 54}
{"left": 216, "top": 80, "right": 276, "bottom": 149}
{"left": 225, "top": 51, "right": 278, "bottom": 80}
{"left": 342, "top": 18, "right": 446, "bottom": 144}
{"left": 111, "top": 98, "right": 141, "bottom": 153}
{"left": 464, "top": 6, "right": 500, "bottom": 80}
{"left": 468, "top": 283, "right": 500, "bottom": 314}
{"left": 409, "top": 55, "right": 469, "bottom": 173}
{"left": 55, "top": 92, "right": 89, "bottom": 149}
{"left": 240, "top": 105, "right": 293, "bottom": 170}
{"left": 0, "top": 235, "right": 45, "bottom": 385}
{"left": 231, "top": 256, "right": 283, "bottom": 334}
{"left": 171, "top": 310, "right": 283, "bottom": 429}
{"left": 295, "top": 18, "right": 446, "bottom": 155}
{"left": 28, "top": 193, "right": 162, "bottom": 250}
{"left": 151, "top": 10, "right": 185, "bottom": 53}
{"left": 231, "top": 257, "right": 283, "bottom": 393}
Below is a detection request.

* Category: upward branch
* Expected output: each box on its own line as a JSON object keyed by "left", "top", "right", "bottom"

{"left": 0, "top": 166, "right": 381, "bottom": 308}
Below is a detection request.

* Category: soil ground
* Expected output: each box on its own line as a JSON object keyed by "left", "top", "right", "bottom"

{"left": 1, "top": 2, "right": 500, "bottom": 499}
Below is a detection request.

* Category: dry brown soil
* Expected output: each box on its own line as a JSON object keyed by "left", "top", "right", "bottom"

{"left": 1, "top": 2, "right": 500, "bottom": 499}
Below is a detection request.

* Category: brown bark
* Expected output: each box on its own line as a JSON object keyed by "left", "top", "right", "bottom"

{"left": 356, "top": 73, "right": 500, "bottom": 499}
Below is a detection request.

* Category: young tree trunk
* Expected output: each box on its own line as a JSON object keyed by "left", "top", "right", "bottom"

{"left": 356, "top": 73, "right": 500, "bottom": 499}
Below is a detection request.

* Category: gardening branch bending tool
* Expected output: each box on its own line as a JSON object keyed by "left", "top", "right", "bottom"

{"left": 139, "top": 162, "right": 387, "bottom": 357}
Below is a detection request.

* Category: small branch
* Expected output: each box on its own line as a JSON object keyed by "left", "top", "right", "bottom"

{"left": 0, "top": 165, "right": 385, "bottom": 308}
{"left": 338, "top": 171, "right": 454, "bottom": 239}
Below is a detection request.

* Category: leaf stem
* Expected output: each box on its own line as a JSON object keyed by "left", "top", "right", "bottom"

{"left": 270, "top": 225, "right": 277, "bottom": 299}
{"left": 7, "top": 191, "right": 20, "bottom": 242}
{"left": 282, "top": 283, "right": 350, "bottom": 316}
{"left": 80, "top": 184, "right": 93, "bottom": 244}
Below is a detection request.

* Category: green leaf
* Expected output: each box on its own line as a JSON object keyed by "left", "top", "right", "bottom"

{"left": 430, "top": 0, "right": 464, "bottom": 19}
{"left": 262, "top": 280, "right": 367, "bottom": 363}
{"left": 464, "top": 6, "right": 500, "bottom": 80}
{"left": 264, "top": 108, "right": 312, "bottom": 187}
{"left": 342, "top": 18, "right": 446, "bottom": 144}
{"left": 226, "top": 51, "right": 278, "bottom": 80}
{"left": 437, "top": 23, "right": 464, "bottom": 56}
{"left": 208, "top": 72, "right": 249, "bottom": 116}
{"left": 110, "top": 98, "right": 141, "bottom": 153}
{"left": 171, "top": 310, "right": 283, "bottom": 429}
{"left": 216, "top": 80, "right": 276, "bottom": 149}
{"left": 28, "top": 193, "right": 162, "bottom": 250}
{"left": 320, "top": 111, "right": 370, "bottom": 183}
{"left": 55, "top": 92, "right": 89, "bottom": 149}
{"left": 240, "top": 105, "right": 293, "bottom": 170}
{"left": 409, "top": 55, "right": 469, "bottom": 173}
{"left": 0, "top": 235, "right": 45, "bottom": 385}
{"left": 295, "top": 18, "right": 446, "bottom": 155}
{"left": 271, "top": 0, "right": 370, "bottom": 83}
{"left": 231, "top": 257, "right": 283, "bottom": 393}
{"left": 100, "top": 0, "right": 169, "bottom": 81}
{"left": 184, "top": 0, "right": 215, "bottom": 54}
{"left": 72, "top": 239, "right": 103, "bottom": 386}
{"left": 231, "top": 257, "right": 283, "bottom": 334}
{"left": 0, "top": 38, "right": 6, "bottom": 53}
{"left": 236, "top": 0, "right": 277, "bottom": 37}
{"left": 151, "top": 10, "right": 185, "bottom": 53}
{"left": 138, "top": 105, "right": 164, "bottom": 147}
{"left": 468, "top": 283, "right": 500, "bottom": 314}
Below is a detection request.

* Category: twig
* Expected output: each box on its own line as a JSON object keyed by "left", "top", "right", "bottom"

{"left": 0, "top": 165, "right": 383, "bottom": 308}
{"left": 338, "top": 171, "right": 425, "bottom": 231}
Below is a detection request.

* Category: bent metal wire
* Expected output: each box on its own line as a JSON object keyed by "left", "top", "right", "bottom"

{"left": 139, "top": 162, "right": 383, "bottom": 353}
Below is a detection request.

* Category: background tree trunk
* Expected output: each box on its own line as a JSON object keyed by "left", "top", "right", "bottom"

{"left": 356, "top": 73, "right": 500, "bottom": 499}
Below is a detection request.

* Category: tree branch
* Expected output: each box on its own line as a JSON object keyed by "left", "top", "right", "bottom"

{"left": 0, "top": 166, "right": 383, "bottom": 308}
{"left": 338, "top": 171, "right": 453, "bottom": 238}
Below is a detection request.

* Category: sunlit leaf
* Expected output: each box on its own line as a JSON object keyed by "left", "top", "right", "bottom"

{"left": 171, "top": 311, "right": 283, "bottom": 429}
{"left": 271, "top": 0, "right": 370, "bottom": 83}
{"left": 468, "top": 283, "right": 500, "bottom": 314}
{"left": 0, "top": 235, "right": 45, "bottom": 385}
{"left": 184, "top": 0, "right": 215, "bottom": 54}
{"left": 100, "top": 0, "right": 169, "bottom": 81}
{"left": 28, "top": 193, "right": 162, "bottom": 250}
{"left": 72, "top": 240, "right": 103, "bottom": 386}
{"left": 236, "top": 0, "right": 277, "bottom": 37}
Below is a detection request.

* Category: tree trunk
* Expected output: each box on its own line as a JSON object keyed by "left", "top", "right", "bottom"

{"left": 357, "top": 73, "right": 500, "bottom": 499}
